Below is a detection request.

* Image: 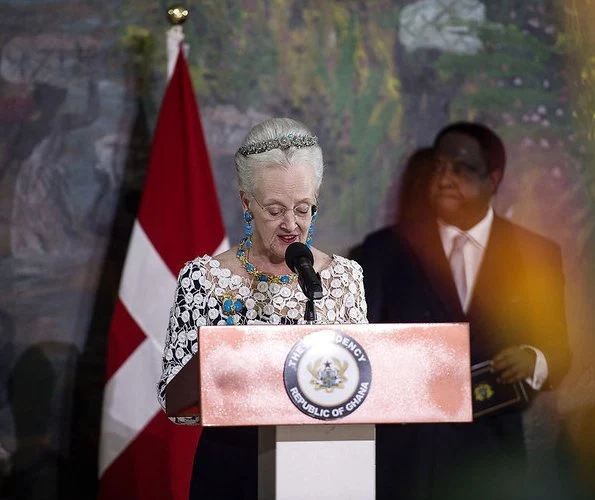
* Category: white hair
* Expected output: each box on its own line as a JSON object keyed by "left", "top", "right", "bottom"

{"left": 234, "top": 117, "right": 324, "bottom": 193}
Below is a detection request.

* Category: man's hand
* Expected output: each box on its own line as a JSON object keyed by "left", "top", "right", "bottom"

{"left": 492, "top": 346, "right": 536, "bottom": 384}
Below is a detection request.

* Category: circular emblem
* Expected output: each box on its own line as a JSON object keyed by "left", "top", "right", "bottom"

{"left": 283, "top": 330, "right": 372, "bottom": 421}
{"left": 474, "top": 382, "right": 494, "bottom": 402}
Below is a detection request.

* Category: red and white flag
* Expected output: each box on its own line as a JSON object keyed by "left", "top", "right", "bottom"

{"left": 99, "top": 47, "right": 227, "bottom": 499}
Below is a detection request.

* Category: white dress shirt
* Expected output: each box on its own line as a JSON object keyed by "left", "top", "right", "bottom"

{"left": 438, "top": 207, "right": 548, "bottom": 390}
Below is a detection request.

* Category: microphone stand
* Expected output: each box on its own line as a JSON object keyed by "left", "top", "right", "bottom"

{"left": 300, "top": 274, "right": 320, "bottom": 324}
{"left": 285, "top": 243, "right": 322, "bottom": 324}
{"left": 304, "top": 298, "right": 317, "bottom": 324}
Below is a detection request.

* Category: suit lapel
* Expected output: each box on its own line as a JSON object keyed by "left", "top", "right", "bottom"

{"left": 467, "top": 215, "right": 510, "bottom": 317}
{"left": 401, "top": 221, "right": 465, "bottom": 319}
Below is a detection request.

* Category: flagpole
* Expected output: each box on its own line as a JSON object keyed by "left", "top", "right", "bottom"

{"left": 166, "top": 4, "right": 189, "bottom": 80}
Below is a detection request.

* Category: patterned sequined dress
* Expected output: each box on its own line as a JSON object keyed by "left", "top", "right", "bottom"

{"left": 158, "top": 253, "right": 368, "bottom": 423}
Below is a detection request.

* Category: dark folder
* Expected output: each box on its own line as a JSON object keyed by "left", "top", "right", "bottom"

{"left": 471, "top": 360, "right": 528, "bottom": 418}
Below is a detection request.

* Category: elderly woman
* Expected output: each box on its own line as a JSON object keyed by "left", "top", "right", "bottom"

{"left": 158, "top": 117, "right": 367, "bottom": 498}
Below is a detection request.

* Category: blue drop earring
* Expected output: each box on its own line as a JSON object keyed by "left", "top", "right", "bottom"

{"left": 306, "top": 207, "right": 317, "bottom": 248}
{"left": 244, "top": 210, "right": 253, "bottom": 248}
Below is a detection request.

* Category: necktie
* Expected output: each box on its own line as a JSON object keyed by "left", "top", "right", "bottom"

{"left": 449, "top": 233, "right": 468, "bottom": 309}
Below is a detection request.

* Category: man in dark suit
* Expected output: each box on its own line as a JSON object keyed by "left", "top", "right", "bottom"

{"left": 358, "top": 123, "right": 571, "bottom": 499}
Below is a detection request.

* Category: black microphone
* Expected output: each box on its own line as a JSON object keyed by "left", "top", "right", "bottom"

{"left": 285, "top": 242, "right": 323, "bottom": 301}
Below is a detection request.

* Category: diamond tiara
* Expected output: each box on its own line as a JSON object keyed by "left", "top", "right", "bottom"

{"left": 238, "top": 133, "right": 318, "bottom": 156}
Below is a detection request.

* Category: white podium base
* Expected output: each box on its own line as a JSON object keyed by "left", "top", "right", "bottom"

{"left": 258, "top": 424, "right": 375, "bottom": 500}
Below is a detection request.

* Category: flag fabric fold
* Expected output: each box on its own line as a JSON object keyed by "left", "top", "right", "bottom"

{"left": 99, "top": 48, "right": 227, "bottom": 500}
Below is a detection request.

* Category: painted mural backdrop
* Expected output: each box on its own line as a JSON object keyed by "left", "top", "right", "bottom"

{"left": 1, "top": 0, "right": 594, "bottom": 497}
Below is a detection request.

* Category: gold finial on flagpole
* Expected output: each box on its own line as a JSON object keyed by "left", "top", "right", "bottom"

{"left": 167, "top": 5, "right": 189, "bottom": 25}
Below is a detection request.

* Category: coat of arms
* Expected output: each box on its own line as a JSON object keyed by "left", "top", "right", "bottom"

{"left": 308, "top": 358, "right": 348, "bottom": 393}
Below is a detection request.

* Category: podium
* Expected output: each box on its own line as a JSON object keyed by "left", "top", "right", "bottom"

{"left": 166, "top": 323, "right": 471, "bottom": 499}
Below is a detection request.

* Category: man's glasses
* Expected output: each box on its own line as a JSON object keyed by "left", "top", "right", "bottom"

{"left": 433, "top": 157, "right": 489, "bottom": 181}
{"left": 251, "top": 195, "right": 318, "bottom": 221}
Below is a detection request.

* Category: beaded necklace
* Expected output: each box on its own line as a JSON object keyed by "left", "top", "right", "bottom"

{"left": 236, "top": 238, "right": 297, "bottom": 284}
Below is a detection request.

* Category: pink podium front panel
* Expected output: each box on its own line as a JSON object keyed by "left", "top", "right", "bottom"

{"left": 198, "top": 323, "right": 471, "bottom": 426}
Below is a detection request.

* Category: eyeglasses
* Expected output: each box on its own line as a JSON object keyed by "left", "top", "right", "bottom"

{"left": 433, "top": 157, "right": 489, "bottom": 181}
{"left": 251, "top": 194, "right": 318, "bottom": 221}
